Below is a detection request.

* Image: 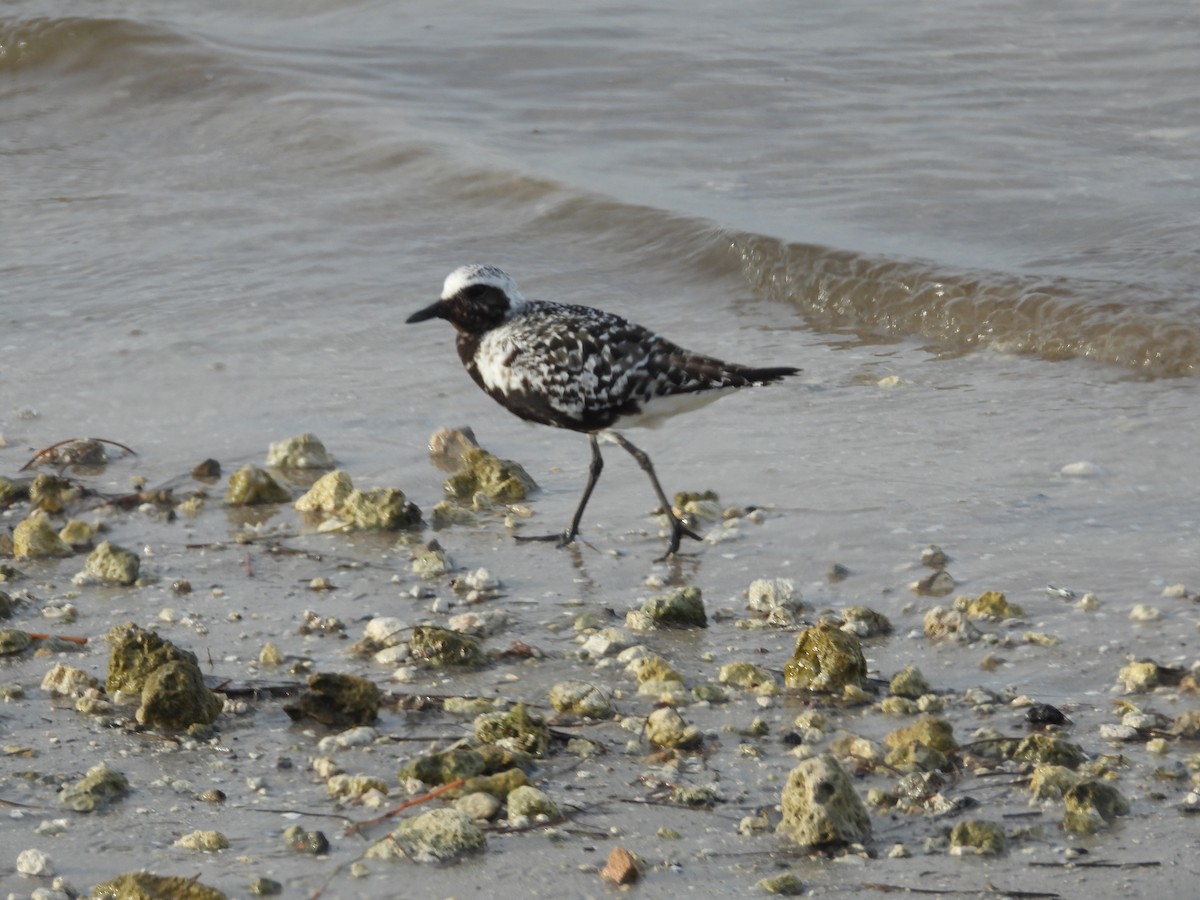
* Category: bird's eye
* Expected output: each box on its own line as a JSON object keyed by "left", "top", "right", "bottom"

{"left": 464, "top": 285, "right": 487, "bottom": 299}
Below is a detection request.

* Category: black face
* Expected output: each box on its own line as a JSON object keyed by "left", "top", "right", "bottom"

{"left": 406, "top": 283, "right": 512, "bottom": 334}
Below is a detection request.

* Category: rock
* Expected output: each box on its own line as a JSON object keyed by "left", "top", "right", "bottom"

{"left": 1009, "top": 734, "right": 1086, "bottom": 768}
{"left": 16, "top": 848, "right": 54, "bottom": 876}
{"left": 326, "top": 774, "right": 389, "bottom": 799}
{"left": 105, "top": 623, "right": 198, "bottom": 694}
{"left": 506, "top": 785, "right": 559, "bottom": 821}
{"left": 911, "top": 569, "right": 956, "bottom": 596}
{"left": 628, "top": 654, "right": 684, "bottom": 685}
{"left": 13, "top": 512, "right": 72, "bottom": 559}
{"left": 755, "top": 872, "right": 803, "bottom": 895}
{"left": 427, "top": 426, "right": 480, "bottom": 471}
{"left": 1028, "top": 764, "right": 1082, "bottom": 800}
{"left": 85, "top": 541, "right": 141, "bottom": 586}
{"left": 645, "top": 707, "right": 702, "bottom": 749}
{"left": 948, "top": 820, "right": 1008, "bottom": 855}
{"left": 840, "top": 605, "right": 893, "bottom": 637}
{"left": 955, "top": 590, "right": 1024, "bottom": 620}
{"left": 29, "top": 474, "right": 81, "bottom": 513}
{"left": 443, "top": 447, "right": 537, "bottom": 502}
{"left": 40, "top": 662, "right": 99, "bottom": 696}
{"left": 1062, "top": 781, "right": 1130, "bottom": 834}
{"left": 885, "top": 715, "right": 957, "bottom": 753}
{"left": 224, "top": 465, "right": 291, "bottom": 505}
{"left": 889, "top": 664, "right": 933, "bottom": 699}
{"left": 638, "top": 586, "right": 707, "bottom": 628}
{"left": 922, "top": 607, "right": 982, "bottom": 643}
{"left": 410, "top": 625, "right": 487, "bottom": 668}
{"left": 455, "top": 791, "right": 501, "bottom": 821}
{"left": 411, "top": 541, "right": 453, "bottom": 578}
{"left": 174, "top": 830, "right": 231, "bottom": 851}
{"left": 366, "top": 808, "right": 485, "bottom": 863}
{"left": 578, "top": 627, "right": 632, "bottom": 659}
{"left": 283, "top": 826, "right": 330, "bottom": 855}
{"left": 266, "top": 433, "right": 334, "bottom": 469}
{"left": 1117, "top": 660, "right": 1162, "bottom": 693}
{"left": 138, "top": 659, "right": 222, "bottom": 730}
{"left": 747, "top": 578, "right": 803, "bottom": 614}
{"left": 777, "top": 754, "right": 872, "bottom": 847}
{"left": 921, "top": 545, "right": 950, "bottom": 568}
{"left": 474, "top": 703, "right": 550, "bottom": 756}
{"left": 89, "top": 872, "right": 227, "bottom": 900}
{"left": 283, "top": 673, "right": 380, "bottom": 728}
{"left": 718, "top": 661, "right": 778, "bottom": 691}
{"left": 0, "top": 629, "right": 32, "bottom": 655}
{"left": 58, "top": 519, "right": 94, "bottom": 549}
{"left": 430, "top": 500, "right": 476, "bottom": 529}
{"left": 599, "top": 846, "right": 640, "bottom": 885}
{"left": 340, "top": 487, "right": 421, "bottom": 530}
{"left": 399, "top": 748, "right": 488, "bottom": 786}
{"left": 783, "top": 622, "right": 867, "bottom": 692}
{"left": 59, "top": 763, "right": 130, "bottom": 812}
{"left": 454, "top": 768, "right": 529, "bottom": 798}
{"left": 249, "top": 877, "right": 283, "bottom": 896}
{"left": 294, "top": 470, "right": 355, "bottom": 514}
{"left": 548, "top": 680, "right": 614, "bottom": 719}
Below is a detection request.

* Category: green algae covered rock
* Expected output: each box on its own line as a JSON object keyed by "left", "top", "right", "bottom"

{"left": 106, "top": 623, "right": 198, "bottom": 694}
{"left": 366, "top": 807, "right": 486, "bottom": 863}
{"left": 506, "top": 784, "right": 559, "bottom": 821}
{"left": 474, "top": 703, "right": 550, "bottom": 756}
{"left": 225, "top": 465, "right": 291, "bottom": 505}
{"left": 266, "top": 432, "right": 334, "bottom": 469}
{"left": 949, "top": 819, "right": 1008, "bottom": 856}
{"left": 13, "top": 512, "right": 72, "bottom": 559}
{"left": 783, "top": 621, "right": 867, "bottom": 692}
{"left": 443, "top": 447, "right": 537, "bottom": 502}
{"left": 410, "top": 625, "right": 487, "bottom": 668}
{"left": 60, "top": 763, "right": 130, "bottom": 813}
{"left": 85, "top": 541, "right": 141, "bottom": 585}
{"left": 90, "top": 872, "right": 227, "bottom": 900}
{"left": 548, "top": 680, "right": 614, "bottom": 719}
{"left": 400, "top": 747, "right": 488, "bottom": 786}
{"left": 1009, "top": 733, "right": 1087, "bottom": 768}
{"left": 283, "top": 672, "right": 380, "bottom": 728}
{"left": 888, "top": 664, "right": 933, "bottom": 699}
{"left": 956, "top": 590, "right": 1025, "bottom": 620}
{"left": 1062, "top": 780, "right": 1130, "bottom": 834}
{"left": 640, "top": 586, "right": 707, "bottom": 628}
{"left": 138, "top": 659, "right": 222, "bottom": 730}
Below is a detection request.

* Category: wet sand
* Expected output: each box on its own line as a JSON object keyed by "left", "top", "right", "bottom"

{"left": 2, "top": 329, "right": 1198, "bottom": 899}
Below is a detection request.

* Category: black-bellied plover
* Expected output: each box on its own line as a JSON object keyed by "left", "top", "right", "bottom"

{"left": 407, "top": 265, "right": 799, "bottom": 558}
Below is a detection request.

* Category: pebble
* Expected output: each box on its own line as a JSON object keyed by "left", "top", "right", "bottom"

{"left": 17, "top": 848, "right": 55, "bottom": 876}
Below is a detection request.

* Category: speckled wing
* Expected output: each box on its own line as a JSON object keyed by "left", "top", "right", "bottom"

{"left": 475, "top": 301, "right": 788, "bottom": 433}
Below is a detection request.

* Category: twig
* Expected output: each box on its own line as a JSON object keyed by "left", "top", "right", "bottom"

{"left": 344, "top": 778, "right": 465, "bottom": 837}
{"left": 20, "top": 437, "right": 137, "bottom": 471}
{"left": 27, "top": 633, "right": 89, "bottom": 645}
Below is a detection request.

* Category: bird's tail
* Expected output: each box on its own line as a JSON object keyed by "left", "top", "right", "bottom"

{"left": 736, "top": 365, "right": 800, "bottom": 385}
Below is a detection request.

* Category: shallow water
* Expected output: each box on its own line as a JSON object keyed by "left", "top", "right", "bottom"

{"left": 3, "top": 0, "right": 1200, "bottom": 896}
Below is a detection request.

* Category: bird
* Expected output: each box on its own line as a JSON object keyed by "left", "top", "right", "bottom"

{"left": 406, "top": 265, "right": 799, "bottom": 559}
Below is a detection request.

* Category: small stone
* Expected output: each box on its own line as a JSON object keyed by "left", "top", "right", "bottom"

{"left": 175, "top": 830, "right": 231, "bottom": 851}
{"left": 225, "top": 465, "right": 291, "bottom": 505}
{"left": 948, "top": 820, "right": 1008, "bottom": 856}
{"left": 1129, "top": 604, "right": 1161, "bottom": 622}
{"left": 16, "top": 848, "right": 54, "bottom": 876}
{"left": 84, "top": 541, "right": 141, "bottom": 585}
{"left": 920, "top": 545, "right": 950, "bottom": 568}
{"left": 889, "top": 665, "right": 933, "bottom": 699}
{"left": 506, "top": 785, "right": 559, "bottom": 821}
{"left": 58, "top": 763, "right": 130, "bottom": 812}
{"left": 1061, "top": 461, "right": 1103, "bottom": 477}
{"left": 637, "top": 586, "right": 707, "bottom": 629}
{"left": 911, "top": 569, "right": 956, "bottom": 597}
{"left": 266, "top": 432, "right": 335, "bottom": 469}
{"left": 549, "top": 681, "right": 614, "bottom": 719}
{"left": 746, "top": 578, "right": 802, "bottom": 614}
{"left": 755, "top": 872, "right": 803, "bottom": 895}
{"left": 1062, "top": 781, "right": 1129, "bottom": 834}
{"left": 599, "top": 846, "right": 640, "bottom": 885}
{"left": 283, "top": 672, "right": 381, "bottom": 728}
{"left": 645, "top": 707, "right": 702, "bottom": 749}
{"left": 455, "top": 791, "right": 501, "bottom": 822}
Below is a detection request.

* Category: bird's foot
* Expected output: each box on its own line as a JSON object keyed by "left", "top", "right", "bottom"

{"left": 514, "top": 530, "right": 577, "bottom": 549}
{"left": 657, "top": 515, "right": 704, "bottom": 561}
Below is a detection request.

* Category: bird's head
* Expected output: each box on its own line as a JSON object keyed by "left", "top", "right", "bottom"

{"left": 406, "top": 265, "right": 526, "bottom": 333}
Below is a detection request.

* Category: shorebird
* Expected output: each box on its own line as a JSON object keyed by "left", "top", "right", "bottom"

{"left": 407, "top": 265, "right": 799, "bottom": 558}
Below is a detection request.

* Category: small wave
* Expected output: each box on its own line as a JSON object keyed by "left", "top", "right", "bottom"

{"left": 730, "top": 233, "right": 1199, "bottom": 377}
{"left": 0, "top": 15, "right": 184, "bottom": 72}
{"left": 435, "top": 169, "right": 1198, "bottom": 377}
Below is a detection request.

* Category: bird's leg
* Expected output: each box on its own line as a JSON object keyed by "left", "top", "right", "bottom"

{"left": 609, "top": 432, "right": 703, "bottom": 559}
{"left": 515, "top": 433, "right": 603, "bottom": 548}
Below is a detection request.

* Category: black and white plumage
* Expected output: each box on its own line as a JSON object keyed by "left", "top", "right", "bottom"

{"left": 407, "top": 265, "right": 799, "bottom": 558}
